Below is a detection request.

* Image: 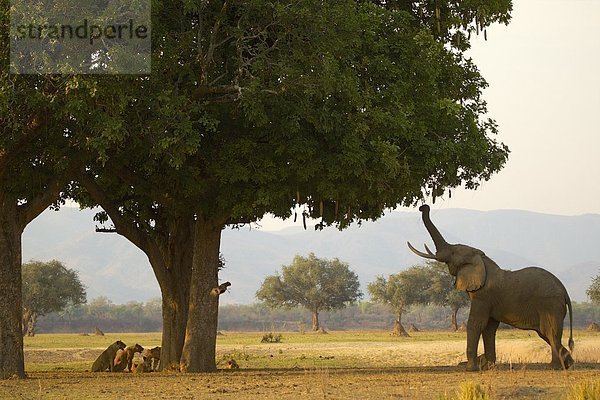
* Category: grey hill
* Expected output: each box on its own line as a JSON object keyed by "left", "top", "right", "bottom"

{"left": 23, "top": 207, "right": 600, "bottom": 305}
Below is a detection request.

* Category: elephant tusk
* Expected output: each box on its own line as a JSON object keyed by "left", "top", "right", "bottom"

{"left": 407, "top": 241, "right": 437, "bottom": 259}
{"left": 424, "top": 243, "right": 435, "bottom": 256}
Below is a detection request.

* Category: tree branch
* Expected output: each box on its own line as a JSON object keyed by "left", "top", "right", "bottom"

{"left": 17, "top": 179, "right": 64, "bottom": 230}
{"left": 78, "top": 173, "right": 169, "bottom": 284}
{"left": 17, "top": 153, "right": 82, "bottom": 229}
{"left": 95, "top": 227, "right": 117, "bottom": 233}
{"left": 78, "top": 174, "right": 148, "bottom": 252}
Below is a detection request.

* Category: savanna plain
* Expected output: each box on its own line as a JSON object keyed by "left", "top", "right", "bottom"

{"left": 2, "top": 330, "right": 600, "bottom": 399}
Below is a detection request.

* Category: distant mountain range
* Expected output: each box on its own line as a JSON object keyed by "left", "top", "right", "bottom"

{"left": 23, "top": 207, "right": 600, "bottom": 304}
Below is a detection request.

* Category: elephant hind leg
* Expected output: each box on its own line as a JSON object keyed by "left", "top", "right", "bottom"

{"left": 535, "top": 332, "right": 558, "bottom": 368}
{"left": 559, "top": 347, "right": 574, "bottom": 369}
{"left": 539, "top": 323, "right": 572, "bottom": 370}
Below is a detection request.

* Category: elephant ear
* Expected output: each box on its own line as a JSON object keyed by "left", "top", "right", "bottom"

{"left": 456, "top": 254, "right": 486, "bottom": 292}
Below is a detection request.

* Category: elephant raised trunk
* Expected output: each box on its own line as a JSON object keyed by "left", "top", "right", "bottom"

{"left": 407, "top": 205, "right": 451, "bottom": 262}
{"left": 419, "top": 205, "right": 448, "bottom": 249}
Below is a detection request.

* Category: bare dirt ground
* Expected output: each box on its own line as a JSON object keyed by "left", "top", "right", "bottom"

{"left": 1, "top": 332, "right": 599, "bottom": 399}
{"left": 2, "top": 365, "right": 600, "bottom": 399}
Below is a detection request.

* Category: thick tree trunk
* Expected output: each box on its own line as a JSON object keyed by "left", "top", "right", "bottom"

{"left": 179, "top": 217, "right": 222, "bottom": 372}
{"left": 311, "top": 310, "right": 320, "bottom": 331}
{"left": 451, "top": 308, "right": 459, "bottom": 332}
{"left": 151, "top": 219, "right": 193, "bottom": 371}
{"left": 0, "top": 198, "right": 25, "bottom": 379}
{"left": 160, "top": 283, "right": 189, "bottom": 370}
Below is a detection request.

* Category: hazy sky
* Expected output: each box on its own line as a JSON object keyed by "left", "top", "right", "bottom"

{"left": 257, "top": 0, "right": 600, "bottom": 230}
{"left": 435, "top": 0, "right": 600, "bottom": 215}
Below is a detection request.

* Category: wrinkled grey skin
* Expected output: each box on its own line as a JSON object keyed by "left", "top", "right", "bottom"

{"left": 408, "top": 205, "right": 574, "bottom": 371}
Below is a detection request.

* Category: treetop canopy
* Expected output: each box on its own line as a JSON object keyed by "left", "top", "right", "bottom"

{"left": 3, "top": 0, "right": 511, "bottom": 230}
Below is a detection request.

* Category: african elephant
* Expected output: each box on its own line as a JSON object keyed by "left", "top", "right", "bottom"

{"left": 408, "top": 205, "right": 574, "bottom": 371}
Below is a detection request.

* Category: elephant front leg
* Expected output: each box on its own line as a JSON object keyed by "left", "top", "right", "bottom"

{"left": 466, "top": 324, "right": 482, "bottom": 371}
{"left": 465, "top": 302, "right": 490, "bottom": 371}
{"left": 481, "top": 318, "right": 500, "bottom": 369}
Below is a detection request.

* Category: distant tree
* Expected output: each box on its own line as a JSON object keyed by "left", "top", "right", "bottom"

{"left": 368, "top": 266, "right": 432, "bottom": 336}
{"left": 445, "top": 290, "right": 470, "bottom": 331}
{"left": 425, "top": 261, "right": 470, "bottom": 331}
{"left": 586, "top": 274, "right": 600, "bottom": 304}
{"left": 256, "top": 253, "right": 362, "bottom": 331}
{"left": 87, "top": 296, "right": 114, "bottom": 320}
{"left": 22, "top": 260, "right": 86, "bottom": 336}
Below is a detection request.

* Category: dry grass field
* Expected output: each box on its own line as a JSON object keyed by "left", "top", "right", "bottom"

{"left": 1, "top": 330, "right": 600, "bottom": 399}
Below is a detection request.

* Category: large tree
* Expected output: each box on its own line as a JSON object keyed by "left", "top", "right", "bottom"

{"left": 256, "top": 253, "right": 362, "bottom": 331}
{"left": 22, "top": 260, "right": 86, "bottom": 337}
{"left": 0, "top": 0, "right": 85, "bottom": 375}
{"left": 68, "top": 0, "right": 511, "bottom": 373}
{"left": 0, "top": 95, "right": 76, "bottom": 378}
{"left": 368, "top": 266, "right": 433, "bottom": 336}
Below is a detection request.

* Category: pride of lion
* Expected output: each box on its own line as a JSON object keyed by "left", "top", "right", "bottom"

{"left": 91, "top": 341, "right": 161, "bottom": 373}
{"left": 91, "top": 342, "right": 240, "bottom": 372}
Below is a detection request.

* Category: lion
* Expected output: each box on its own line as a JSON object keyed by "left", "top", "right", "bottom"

{"left": 114, "top": 343, "right": 144, "bottom": 372}
{"left": 223, "top": 359, "right": 239, "bottom": 369}
{"left": 210, "top": 281, "right": 231, "bottom": 297}
{"left": 142, "top": 346, "right": 161, "bottom": 371}
{"left": 131, "top": 361, "right": 149, "bottom": 374}
{"left": 91, "top": 340, "right": 126, "bottom": 372}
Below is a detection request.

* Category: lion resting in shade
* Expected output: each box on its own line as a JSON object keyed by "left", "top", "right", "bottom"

{"left": 91, "top": 340, "right": 126, "bottom": 372}
{"left": 142, "top": 346, "right": 161, "bottom": 371}
{"left": 114, "top": 343, "right": 144, "bottom": 372}
{"left": 224, "top": 359, "right": 239, "bottom": 369}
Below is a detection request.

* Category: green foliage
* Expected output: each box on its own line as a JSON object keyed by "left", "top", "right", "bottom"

{"left": 70, "top": 0, "right": 512, "bottom": 232}
{"left": 256, "top": 253, "right": 362, "bottom": 315}
{"left": 34, "top": 299, "right": 600, "bottom": 333}
{"left": 586, "top": 275, "right": 600, "bottom": 304}
{"left": 369, "top": 262, "right": 469, "bottom": 330}
{"left": 37, "top": 297, "right": 162, "bottom": 334}
{"left": 368, "top": 266, "right": 434, "bottom": 314}
{"left": 22, "top": 260, "right": 86, "bottom": 318}
{"left": 427, "top": 261, "right": 470, "bottom": 311}
{"left": 572, "top": 302, "right": 600, "bottom": 327}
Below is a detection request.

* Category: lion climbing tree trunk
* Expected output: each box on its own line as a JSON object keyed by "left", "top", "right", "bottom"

{"left": 0, "top": 196, "right": 26, "bottom": 379}
{"left": 179, "top": 216, "right": 225, "bottom": 372}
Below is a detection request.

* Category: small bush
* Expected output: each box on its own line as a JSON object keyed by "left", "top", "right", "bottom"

{"left": 440, "top": 381, "right": 492, "bottom": 400}
{"left": 565, "top": 380, "right": 600, "bottom": 400}
{"left": 260, "top": 332, "right": 282, "bottom": 343}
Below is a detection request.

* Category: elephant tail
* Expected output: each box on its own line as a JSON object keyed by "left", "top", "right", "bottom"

{"left": 567, "top": 294, "right": 574, "bottom": 352}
